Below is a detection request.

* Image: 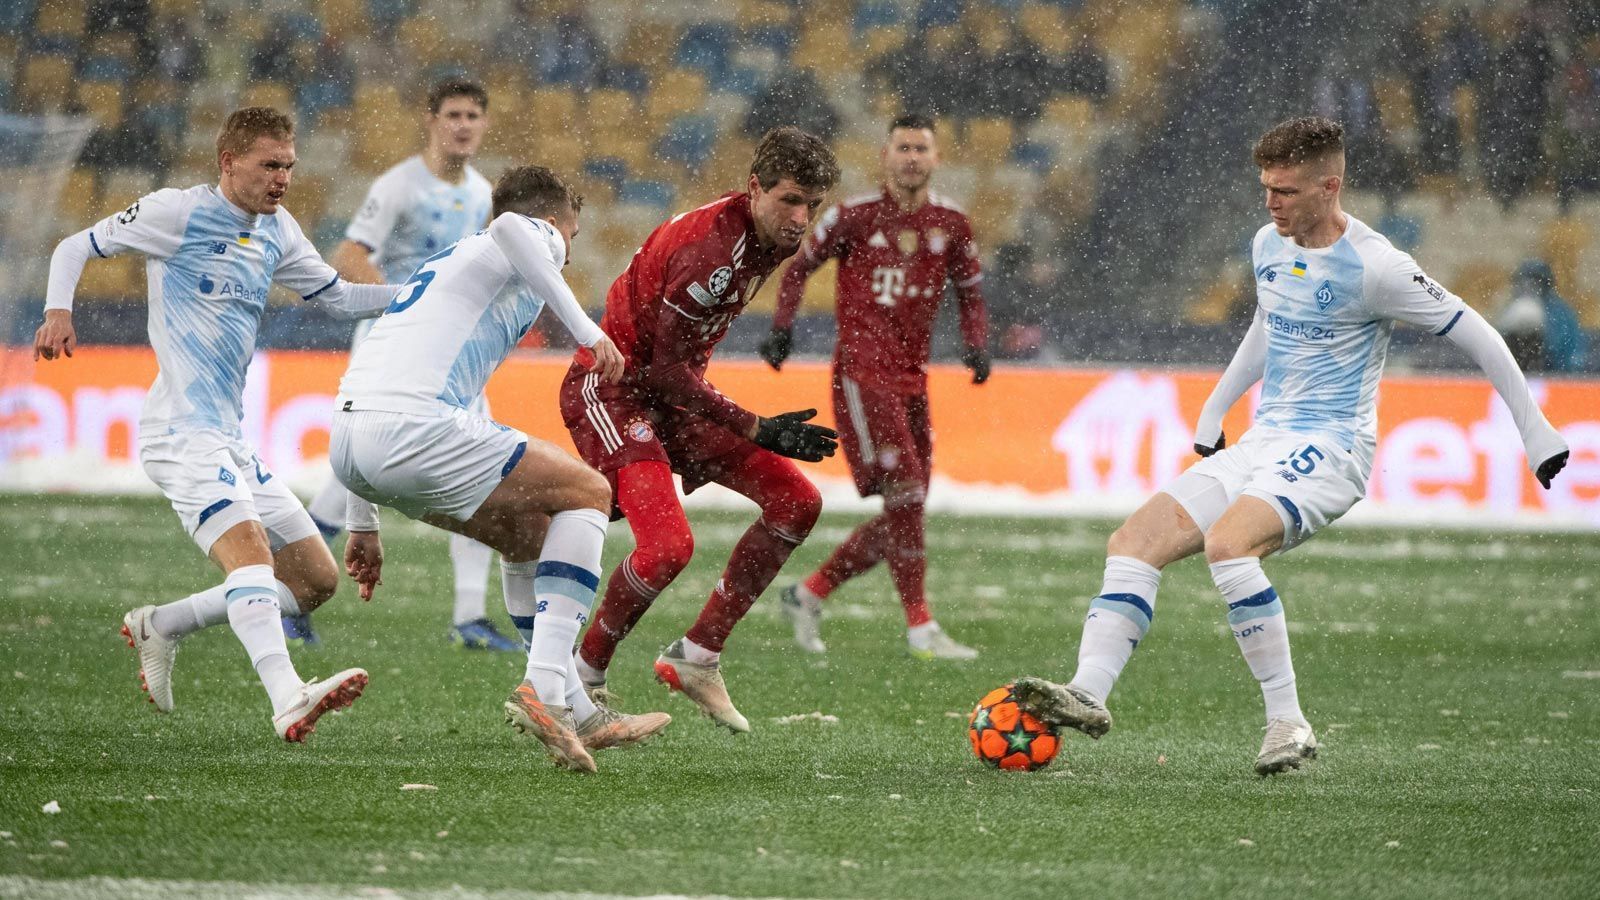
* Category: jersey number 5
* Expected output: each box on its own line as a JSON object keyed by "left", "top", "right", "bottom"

{"left": 386, "top": 244, "right": 456, "bottom": 314}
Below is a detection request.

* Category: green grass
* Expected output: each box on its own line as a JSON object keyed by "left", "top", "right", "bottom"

{"left": 1, "top": 495, "right": 1597, "bottom": 899}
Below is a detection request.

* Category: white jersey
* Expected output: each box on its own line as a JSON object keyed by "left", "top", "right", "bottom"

{"left": 1248, "top": 214, "right": 1466, "bottom": 469}
{"left": 81, "top": 185, "right": 343, "bottom": 437}
{"left": 345, "top": 156, "right": 492, "bottom": 284}
{"left": 337, "top": 213, "right": 601, "bottom": 416}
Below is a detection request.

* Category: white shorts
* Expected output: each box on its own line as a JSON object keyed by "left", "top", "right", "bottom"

{"left": 139, "top": 428, "right": 319, "bottom": 556}
{"left": 330, "top": 406, "right": 527, "bottom": 522}
{"left": 1162, "top": 426, "right": 1366, "bottom": 553}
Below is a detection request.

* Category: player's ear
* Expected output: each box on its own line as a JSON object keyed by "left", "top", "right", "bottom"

{"left": 747, "top": 172, "right": 761, "bottom": 198}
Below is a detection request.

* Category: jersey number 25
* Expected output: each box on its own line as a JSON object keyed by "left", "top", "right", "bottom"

{"left": 386, "top": 244, "right": 456, "bottom": 314}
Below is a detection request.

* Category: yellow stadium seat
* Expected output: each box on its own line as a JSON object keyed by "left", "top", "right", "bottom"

{"left": 1020, "top": 2, "right": 1069, "bottom": 53}
{"left": 795, "top": 22, "right": 851, "bottom": 61}
{"left": 530, "top": 87, "right": 581, "bottom": 132}
{"left": 21, "top": 56, "right": 73, "bottom": 114}
{"left": 58, "top": 169, "right": 99, "bottom": 229}
{"left": 78, "top": 255, "right": 142, "bottom": 301}
{"left": 398, "top": 17, "right": 449, "bottom": 68}
{"left": 736, "top": 0, "right": 794, "bottom": 28}
{"left": 77, "top": 82, "right": 125, "bottom": 129}
{"left": 319, "top": 0, "right": 369, "bottom": 41}
{"left": 1449, "top": 261, "right": 1511, "bottom": 312}
{"left": 858, "top": 25, "right": 907, "bottom": 61}
{"left": 964, "top": 118, "right": 1015, "bottom": 166}
{"left": 645, "top": 69, "right": 707, "bottom": 125}
{"left": 535, "top": 132, "right": 587, "bottom": 176}
{"left": 34, "top": 1, "right": 86, "bottom": 38}
{"left": 1374, "top": 76, "right": 1416, "bottom": 132}
{"left": 240, "top": 81, "right": 294, "bottom": 115}
{"left": 585, "top": 89, "right": 638, "bottom": 137}
{"left": 151, "top": 0, "right": 203, "bottom": 17}
{"left": 1044, "top": 96, "right": 1096, "bottom": 133}
{"left": 618, "top": 23, "right": 678, "bottom": 71}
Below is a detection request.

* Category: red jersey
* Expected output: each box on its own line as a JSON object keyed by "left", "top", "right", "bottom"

{"left": 774, "top": 187, "right": 987, "bottom": 393}
{"left": 578, "top": 191, "right": 789, "bottom": 437}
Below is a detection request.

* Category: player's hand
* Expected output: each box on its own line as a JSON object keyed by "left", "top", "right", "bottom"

{"left": 1536, "top": 449, "right": 1569, "bottom": 490}
{"left": 962, "top": 345, "right": 991, "bottom": 384}
{"left": 33, "top": 310, "right": 76, "bottom": 361}
{"left": 344, "top": 530, "right": 384, "bottom": 601}
{"left": 753, "top": 408, "right": 838, "bottom": 462}
{"left": 758, "top": 327, "right": 792, "bottom": 370}
{"left": 585, "top": 335, "right": 625, "bottom": 384}
{"left": 1195, "top": 432, "right": 1226, "bottom": 457}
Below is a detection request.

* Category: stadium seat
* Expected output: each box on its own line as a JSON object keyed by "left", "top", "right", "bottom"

{"left": 964, "top": 118, "right": 1017, "bottom": 167}
{"left": 320, "top": 0, "right": 370, "bottom": 40}
{"left": 743, "top": 23, "right": 795, "bottom": 58}
{"left": 0, "top": 0, "right": 36, "bottom": 32}
{"left": 618, "top": 22, "right": 679, "bottom": 73}
{"left": 535, "top": 132, "right": 587, "bottom": 177}
{"left": 794, "top": 22, "right": 851, "bottom": 62}
{"left": 677, "top": 23, "right": 735, "bottom": 79}
{"left": 656, "top": 114, "right": 719, "bottom": 173}
{"left": 20, "top": 55, "right": 73, "bottom": 114}
{"left": 582, "top": 156, "right": 630, "bottom": 190}
{"left": 31, "top": 1, "right": 84, "bottom": 40}
{"left": 617, "top": 179, "right": 675, "bottom": 211}
{"left": 77, "top": 254, "right": 142, "bottom": 301}
{"left": 857, "top": 25, "right": 908, "bottom": 61}
{"left": 398, "top": 16, "right": 449, "bottom": 68}
{"left": 646, "top": 70, "right": 709, "bottom": 127}
{"left": 1374, "top": 76, "right": 1417, "bottom": 133}
{"left": 1020, "top": 2, "right": 1068, "bottom": 50}
{"left": 585, "top": 89, "right": 639, "bottom": 137}
{"left": 530, "top": 87, "right": 581, "bottom": 132}
{"left": 77, "top": 82, "right": 126, "bottom": 129}
{"left": 854, "top": 1, "right": 903, "bottom": 32}
{"left": 151, "top": 0, "right": 203, "bottom": 17}
{"left": 57, "top": 168, "right": 99, "bottom": 230}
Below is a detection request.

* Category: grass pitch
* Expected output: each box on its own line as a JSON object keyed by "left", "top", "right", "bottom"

{"left": 1, "top": 495, "right": 1597, "bottom": 899}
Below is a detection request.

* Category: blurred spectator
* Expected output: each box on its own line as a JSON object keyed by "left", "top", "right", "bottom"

{"left": 152, "top": 14, "right": 207, "bottom": 87}
{"left": 297, "top": 35, "right": 355, "bottom": 125}
{"left": 1402, "top": 6, "right": 1487, "bottom": 185}
{"left": 249, "top": 18, "right": 300, "bottom": 83}
{"left": 1558, "top": 32, "right": 1600, "bottom": 212}
{"left": 1061, "top": 32, "right": 1111, "bottom": 106}
{"left": 1480, "top": 13, "right": 1555, "bottom": 211}
{"left": 1311, "top": 52, "right": 1409, "bottom": 200}
{"left": 867, "top": 25, "right": 967, "bottom": 120}
{"left": 960, "top": 19, "right": 1061, "bottom": 121}
{"left": 1495, "top": 259, "right": 1588, "bottom": 373}
{"left": 494, "top": 1, "right": 609, "bottom": 89}
{"left": 742, "top": 68, "right": 839, "bottom": 141}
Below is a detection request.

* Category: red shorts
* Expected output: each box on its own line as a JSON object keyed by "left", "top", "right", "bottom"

{"left": 832, "top": 372, "right": 931, "bottom": 498}
{"left": 560, "top": 366, "right": 759, "bottom": 497}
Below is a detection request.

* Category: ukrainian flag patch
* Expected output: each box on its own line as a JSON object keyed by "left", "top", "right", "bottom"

{"left": 237, "top": 231, "right": 252, "bottom": 246}
{"left": 1290, "top": 258, "right": 1306, "bottom": 277}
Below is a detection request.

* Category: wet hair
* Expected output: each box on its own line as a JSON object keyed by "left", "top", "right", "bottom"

{"left": 1253, "top": 116, "right": 1345, "bottom": 169}
{"left": 492, "top": 165, "right": 582, "bottom": 218}
{"left": 216, "top": 107, "right": 294, "bottom": 159}
{"left": 427, "top": 79, "right": 489, "bottom": 115}
{"left": 889, "top": 113, "right": 937, "bottom": 134}
{"left": 749, "top": 126, "right": 841, "bottom": 192}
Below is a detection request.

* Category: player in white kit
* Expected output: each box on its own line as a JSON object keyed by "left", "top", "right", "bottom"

{"left": 33, "top": 108, "right": 402, "bottom": 742}
{"left": 331, "top": 166, "right": 670, "bottom": 772}
{"left": 297, "top": 79, "right": 517, "bottom": 651}
{"left": 1012, "top": 117, "right": 1571, "bottom": 775}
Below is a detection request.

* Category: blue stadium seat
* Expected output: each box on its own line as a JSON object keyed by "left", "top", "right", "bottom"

{"left": 1011, "top": 139, "right": 1055, "bottom": 174}
{"left": 298, "top": 81, "right": 351, "bottom": 128}
{"left": 617, "top": 179, "right": 675, "bottom": 211}
{"left": 854, "top": 1, "right": 903, "bottom": 32}
{"left": 676, "top": 23, "right": 734, "bottom": 79}
{"left": 0, "top": 0, "right": 36, "bottom": 32}
{"left": 915, "top": 0, "right": 965, "bottom": 28}
{"left": 280, "top": 12, "right": 323, "bottom": 41}
{"left": 29, "top": 34, "right": 79, "bottom": 56}
{"left": 367, "top": 0, "right": 415, "bottom": 26}
{"left": 78, "top": 57, "right": 130, "bottom": 82}
{"left": 744, "top": 25, "right": 795, "bottom": 59}
{"left": 313, "top": 217, "right": 350, "bottom": 251}
{"left": 603, "top": 64, "right": 651, "bottom": 95}
{"left": 711, "top": 66, "right": 766, "bottom": 97}
{"left": 656, "top": 114, "right": 718, "bottom": 170}
{"left": 582, "top": 156, "right": 630, "bottom": 190}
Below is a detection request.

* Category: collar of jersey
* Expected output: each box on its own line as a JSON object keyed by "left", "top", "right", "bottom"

{"left": 207, "top": 184, "right": 265, "bottom": 227}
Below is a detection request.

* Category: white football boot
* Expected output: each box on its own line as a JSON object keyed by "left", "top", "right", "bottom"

{"left": 577, "top": 703, "right": 672, "bottom": 751}
{"left": 1011, "top": 677, "right": 1112, "bottom": 739}
{"left": 653, "top": 640, "right": 750, "bottom": 733}
{"left": 1255, "top": 718, "right": 1318, "bottom": 776}
{"left": 779, "top": 585, "right": 826, "bottom": 654}
{"left": 272, "top": 668, "right": 368, "bottom": 743}
{"left": 908, "top": 622, "right": 978, "bottom": 660}
{"left": 121, "top": 606, "right": 178, "bottom": 713}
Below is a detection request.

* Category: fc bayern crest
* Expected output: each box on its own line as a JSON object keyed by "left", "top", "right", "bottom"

{"left": 708, "top": 266, "right": 734, "bottom": 297}
{"left": 627, "top": 420, "right": 655, "bottom": 443}
{"left": 927, "top": 227, "right": 947, "bottom": 254}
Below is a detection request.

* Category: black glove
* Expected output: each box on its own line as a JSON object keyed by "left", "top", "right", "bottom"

{"left": 758, "top": 328, "right": 792, "bottom": 370}
{"left": 1194, "top": 432, "right": 1226, "bottom": 458}
{"left": 1536, "top": 449, "right": 1568, "bottom": 489}
{"left": 753, "top": 408, "right": 838, "bottom": 462}
{"left": 962, "top": 345, "right": 991, "bottom": 384}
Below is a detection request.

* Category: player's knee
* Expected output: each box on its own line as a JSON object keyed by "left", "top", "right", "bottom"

{"left": 635, "top": 524, "right": 694, "bottom": 585}
{"left": 1108, "top": 521, "right": 1157, "bottom": 560}
{"left": 575, "top": 467, "right": 612, "bottom": 515}
{"left": 298, "top": 565, "right": 340, "bottom": 607}
{"left": 1202, "top": 527, "right": 1260, "bottom": 564}
{"left": 766, "top": 475, "right": 822, "bottom": 538}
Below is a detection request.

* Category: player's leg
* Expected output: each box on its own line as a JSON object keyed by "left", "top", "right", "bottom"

{"left": 282, "top": 473, "right": 348, "bottom": 644}
{"left": 661, "top": 448, "right": 821, "bottom": 733}
{"left": 780, "top": 374, "right": 891, "bottom": 652}
{"left": 889, "top": 391, "right": 974, "bottom": 660}
{"left": 1013, "top": 468, "right": 1223, "bottom": 739}
{"left": 446, "top": 534, "right": 517, "bottom": 651}
{"left": 576, "top": 461, "right": 695, "bottom": 693}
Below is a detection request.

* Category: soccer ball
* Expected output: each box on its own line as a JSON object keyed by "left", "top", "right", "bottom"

{"left": 968, "top": 683, "right": 1060, "bottom": 771}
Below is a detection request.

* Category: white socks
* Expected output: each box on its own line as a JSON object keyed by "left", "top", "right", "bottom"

{"left": 525, "top": 508, "right": 607, "bottom": 706}
{"left": 1070, "top": 556, "right": 1161, "bottom": 702}
{"left": 1210, "top": 556, "right": 1304, "bottom": 724}
{"left": 502, "top": 559, "right": 538, "bottom": 649}
{"left": 564, "top": 651, "right": 599, "bottom": 723}
{"left": 682, "top": 637, "right": 720, "bottom": 665}
{"left": 224, "top": 564, "right": 302, "bottom": 714}
{"left": 450, "top": 533, "right": 495, "bottom": 626}
{"left": 151, "top": 584, "right": 228, "bottom": 639}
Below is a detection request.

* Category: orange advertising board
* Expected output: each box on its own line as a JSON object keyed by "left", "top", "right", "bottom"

{"left": 2, "top": 347, "right": 1597, "bottom": 526}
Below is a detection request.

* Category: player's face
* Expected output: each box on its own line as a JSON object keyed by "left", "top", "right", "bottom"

{"left": 428, "top": 96, "right": 488, "bottom": 161}
{"left": 883, "top": 127, "right": 939, "bottom": 193}
{"left": 748, "top": 175, "right": 828, "bottom": 253}
{"left": 221, "top": 136, "right": 296, "bottom": 215}
{"left": 549, "top": 205, "right": 580, "bottom": 267}
{"left": 1260, "top": 163, "right": 1338, "bottom": 240}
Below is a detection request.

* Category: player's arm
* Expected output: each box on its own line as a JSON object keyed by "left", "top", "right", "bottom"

{"left": 488, "top": 212, "right": 622, "bottom": 382}
{"left": 762, "top": 205, "right": 843, "bottom": 369}
{"left": 343, "top": 493, "right": 383, "bottom": 602}
{"left": 950, "top": 218, "right": 991, "bottom": 384}
{"left": 1193, "top": 307, "right": 1267, "bottom": 456}
{"left": 36, "top": 190, "right": 186, "bottom": 361}
{"left": 334, "top": 177, "right": 401, "bottom": 285}
{"left": 272, "top": 210, "right": 399, "bottom": 320}
{"left": 328, "top": 239, "right": 385, "bottom": 285}
{"left": 645, "top": 266, "right": 836, "bottom": 461}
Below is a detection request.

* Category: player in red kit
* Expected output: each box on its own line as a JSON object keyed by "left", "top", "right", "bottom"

{"left": 760, "top": 115, "right": 990, "bottom": 660}
{"left": 560, "top": 127, "right": 841, "bottom": 732}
